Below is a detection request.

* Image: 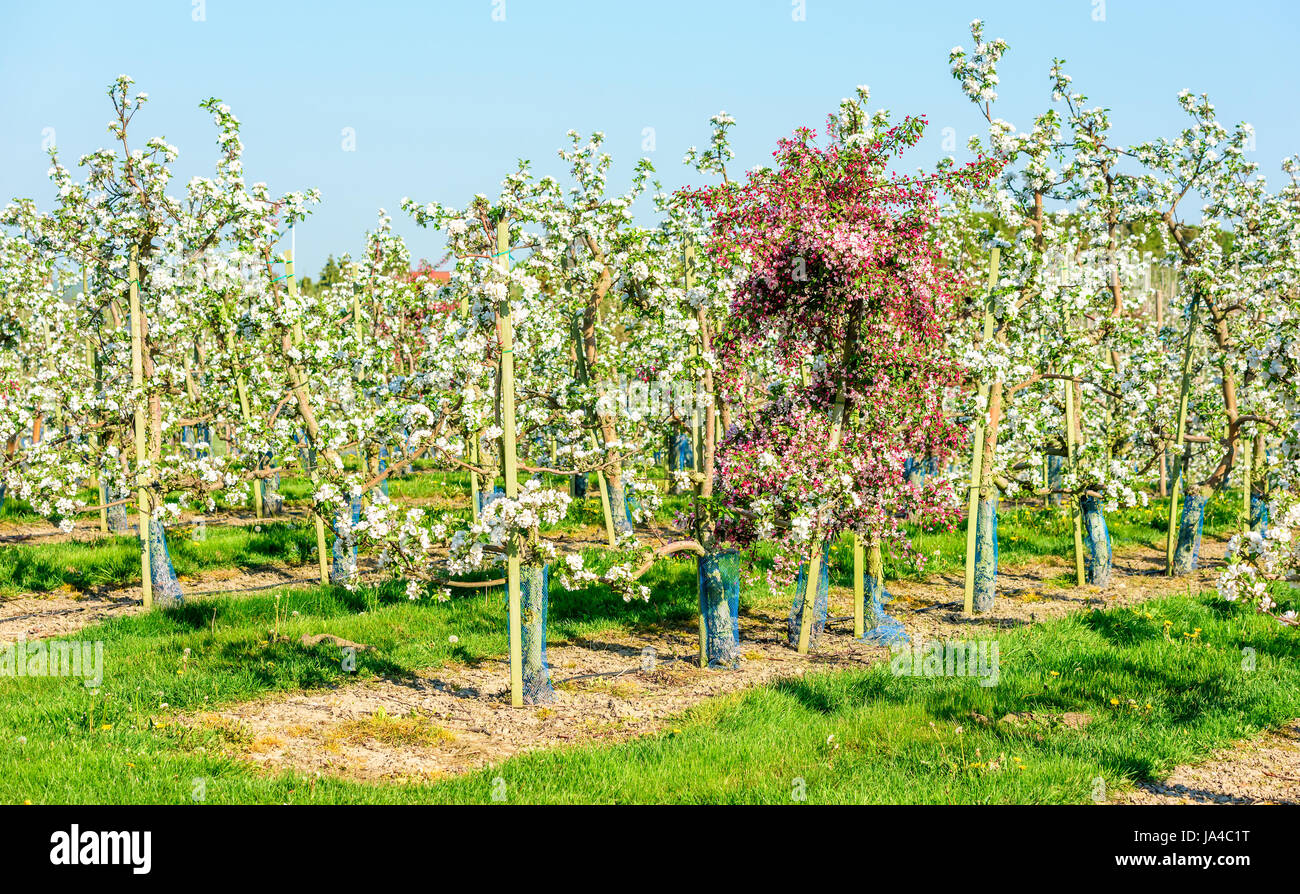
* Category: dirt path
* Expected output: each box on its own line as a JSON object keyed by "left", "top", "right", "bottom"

{"left": 11, "top": 524, "right": 1276, "bottom": 799}
{"left": 0, "top": 507, "right": 316, "bottom": 546}
{"left": 0, "top": 470, "right": 461, "bottom": 546}
{"left": 200, "top": 621, "right": 879, "bottom": 784}
{"left": 0, "top": 515, "right": 677, "bottom": 642}
{"left": 0, "top": 564, "right": 326, "bottom": 641}
{"left": 190, "top": 538, "right": 1234, "bottom": 786}
{"left": 1112, "top": 719, "right": 1300, "bottom": 805}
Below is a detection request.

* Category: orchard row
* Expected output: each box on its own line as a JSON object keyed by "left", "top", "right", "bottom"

{"left": 1, "top": 20, "right": 1295, "bottom": 706}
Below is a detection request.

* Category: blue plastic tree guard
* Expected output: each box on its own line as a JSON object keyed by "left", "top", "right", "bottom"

{"left": 293, "top": 430, "right": 316, "bottom": 471}
{"left": 476, "top": 487, "right": 506, "bottom": 512}
{"left": 261, "top": 461, "right": 283, "bottom": 515}
{"left": 148, "top": 519, "right": 184, "bottom": 606}
{"left": 330, "top": 496, "right": 363, "bottom": 583}
{"left": 624, "top": 486, "right": 640, "bottom": 528}
{"left": 860, "top": 549, "right": 909, "bottom": 647}
{"left": 1047, "top": 454, "right": 1063, "bottom": 507}
{"left": 1250, "top": 492, "right": 1270, "bottom": 536}
{"left": 904, "top": 456, "right": 922, "bottom": 488}
{"left": 972, "top": 496, "right": 999, "bottom": 613}
{"left": 520, "top": 563, "right": 554, "bottom": 704}
{"left": 182, "top": 424, "right": 210, "bottom": 460}
{"left": 673, "top": 432, "right": 694, "bottom": 471}
{"left": 477, "top": 488, "right": 507, "bottom": 550}
{"left": 106, "top": 480, "right": 129, "bottom": 533}
{"left": 904, "top": 456, "right": 936, "bottom": 489}
{"left": 788, "top": 540, "right": 830, "bottom": 648}
{"left": 1172, "top": 492, "right": 1208, "bottom": 575}
{"left": 698, "top": 549, "right": 741, "bottom": 668}
{"left": 570, "top": 473, "right": 589, "bottom": 499}
{"left": 1080, "top": 495, "right": 1112, "bottom": 588}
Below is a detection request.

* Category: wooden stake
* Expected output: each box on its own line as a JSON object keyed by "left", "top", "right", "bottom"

{"left": 129, "top": 247, "right": 153, "bottom": 608}
{"left": 1241, "top": 431, "right": 1252, "bottom": 532}
{"left": 1155, "top": 285, "right": 1168, "bottom": 497}
{"left": 684, "top": 243, "right": 710, "bottom": 660}
{"left": 963, "top": 247, "right": 1000, "bottom": 613}
{"left": 1166, "top": 284, "right": 1198, "bottom": 575}
{"left": 595, "top": 446, "right": 616, "bottom": 547}
{"left": 795, "top": 541, "right": 824, "bottom": 654}
{"left": 284, "top": 251, "right": 329, "bottom": 584}
{"left": 685, "top": 245, "right": 702, "bottom": 474}
{"left": 85, "top": 268, "right": 108, "bottom": 535}
{"left": 497, "top": 222, "right": 524, "bottom": 708}
{"left": 853, "top": 534, "right": 865, "bottom": 638}
{"left": 351, "top": 287, "right": 372, "bottom": 506}
{"left": 225, "top": 331, "right": 262, "bottom": 518}
{"left": 1064, "top": 377, "right": 1085, "bottom": 587}
{"left": 1059, "top": 255, "right": 1087, "bottom": 587}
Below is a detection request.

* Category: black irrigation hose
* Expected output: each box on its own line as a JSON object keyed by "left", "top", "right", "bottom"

{"left": 913, "top": 600, "right": 963, "bottom": 613}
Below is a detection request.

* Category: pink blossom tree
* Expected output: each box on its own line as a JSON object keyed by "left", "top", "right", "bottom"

{"left": 687, "top": 102, "right": 1000, "bottom": 652}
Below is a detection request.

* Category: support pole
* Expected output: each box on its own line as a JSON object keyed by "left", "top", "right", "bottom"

{"left": 129, "top": 247, "right": 153, "bottom": 608}
{"left": 86, "top": 268, "right": 108, "bottom": 535}
{"left": 459, "top": 292, "right": 481, "bottom": 521}
{"left": 1064, "top": 377, "right": 1085, "bottom": 587}
{"left": 687, "top": 244, "right": 702, "bottom": 474}
{"left": 284, "top": 251, "right": 329, "bottom": 584}
{"left": 1241, "top": 437, "right": 1252, "bottom": 533}
{"left": 685, "top": 242, "right": 710, "bottom": 658}
{"left": 795, "top": 540, "right": 824, "bottom": 654}
{"left": 963, "top": 247, "right": 1000, "bottom": 614}
{"left": 223, "top": 319, "right": 261, "bottom": 519}
{"left": 853, "top": 534, "right": 865, "bottom": 639}
{"left": 595, "top": 450, "right": 616, "bottom": 547}
{"left": 497, "top": 221, "right": 524, "bottom": 708}
{"left": 1166, "top": 285, "right": 1198, "bottom": 575}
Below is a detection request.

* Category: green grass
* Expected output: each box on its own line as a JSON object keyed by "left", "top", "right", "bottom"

{"left": 0, "top": 469, "right": 653, "bottom": 595}
{"left": 880, "top": 495, "right": 1240, "bottom": 582}
{"left": 1, "top": 555, "right": 1296, "bottom": 803}
{"left": 1, "top": 475, "right": 1283, "bottom": 804}
{"left": 0, "top": 487, "right": 1236, "bottom": 598}
{"left": 271, "top": 467, "right": 473, "bottom": 505}
{"left": 0, "top": 486, "right": 102, "bottom": 525}
{"left": 0, "top": 555, "right": 706, "bottom": 803}
{"left": 427, "top": 592, "right": 1300, "bottom": 804}
{"left": 0, "top": 523, "right": 320, "bottom": 596}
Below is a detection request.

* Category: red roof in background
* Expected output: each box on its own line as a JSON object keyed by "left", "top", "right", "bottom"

{"left": 407, "top": 265, "right": 451, "bottom": 284}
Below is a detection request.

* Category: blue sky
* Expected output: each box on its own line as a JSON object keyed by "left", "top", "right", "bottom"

{"left": 2, "top": 0, "right": 1297, "bottom": 274}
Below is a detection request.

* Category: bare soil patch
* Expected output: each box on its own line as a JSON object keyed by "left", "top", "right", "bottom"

{"left": 0, "top": 564, "right": 325, "bottom": 640}
{"left": 197, "top": 619, "right": 875, "bottom": 784}
{"left": 0, "top": 506, "right": 316, "bottom": 546}
{"left": 1112, "top": 719, "right": 1300, "bottom": 805}
{"left": 0, "top": 515, "right": 699, "bottom": 642}
{"left": 192, "top": 537, "right": 1232, "bottom": 785}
